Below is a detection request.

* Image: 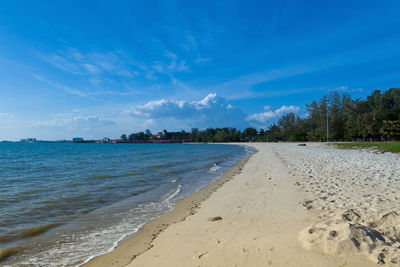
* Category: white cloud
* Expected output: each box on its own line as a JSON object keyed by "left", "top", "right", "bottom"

{"left": 151, "top": 51, "right": 190, "bottom": 75}
{"left": 0, "top": 112, "right": 13, "bottom": 118}
{"left": 246, "top": 105, "right": 301, "bottom": 124}
{"left": 82, "top": 63, "right": 99, "bottom": 74}
{"left": 194, "top": 57, "right": 212, "bottom": 63}
{"left": 0, "top": 113, "right": 15, "bottom": 124}
{"left": 89, "top": 78, "right": 103, "bottom": 86}
{"left": 139, "top": 119, "right": 156, "bottom": 129}
{"left": 326, "top": 86, "right": 364, "bottom": 92}
{"left": 126, "top": 93, "right": 248, "bottom": 129}
{"left": 152, "top": 62, "right": 164, "bottom": 73}
{"left": 37, "top": 114, "right": 115, "bottom": 131}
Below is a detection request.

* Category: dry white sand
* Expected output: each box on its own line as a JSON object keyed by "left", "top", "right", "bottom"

{"left": 276, "top": 143, "right": 400, "bottom": 265}
{"left": 121, "top": 143, "right": 382, "bottom": 267}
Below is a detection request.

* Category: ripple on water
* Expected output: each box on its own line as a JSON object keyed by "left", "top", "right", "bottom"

{"left": 0, "top": 143, "right": 250, "bottom": 266}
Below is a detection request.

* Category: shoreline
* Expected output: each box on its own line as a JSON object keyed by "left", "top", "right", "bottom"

{"left": 84, "top": 143, "right": 391, "bottom": 266}
{"left": 83, "top": 145, "right": 255, "bottom": 267}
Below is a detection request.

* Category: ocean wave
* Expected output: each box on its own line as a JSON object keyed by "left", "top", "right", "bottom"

{"left": 147, "top": 159, "right": 191, "bottom": 170}
{"left": 0, "top": 223, "right": 60, "bottom": 246}
{"left": 161, "top": 165, "right": 204, "bottom": 176}
{"left": 85, "top": 171, "right": 142, "bottom": 181}
{"left": 119, "top": 171, "right": 143, "bottom": 177}
{"left": 163, "top": 185, "right": 182, "bottom": 202}
{"left": 21, "top": 223, "right": 60, "bottom": 238}
{"left": 31, "top": 166, "right": 55, "bottom": 173}
{"left": 0, "top": 246, "right": 20, "bottom": 261}
{"left": 147, "top": 162, "right": 176, "bottom": 169}
{"left": 215, "top": 158, "right": 226, "bottom": 165}
{"left": 85, "top": 174, "right": 118, "bottom": 181}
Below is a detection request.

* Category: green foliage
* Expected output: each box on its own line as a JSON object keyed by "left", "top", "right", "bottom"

{"left": 332, "top": 142, "right": 400, "bottom": 153}
{"left": 289, "top": 131, "right": 307, "bottom": 142}
{"left": 243, "top": 127, "right": 257, "bottom": 141}
{"left": 381, "top": 120, "right": 400, "bottom": 140}
{"left": 278, "top": 113, "right": 304, "bottom": 140}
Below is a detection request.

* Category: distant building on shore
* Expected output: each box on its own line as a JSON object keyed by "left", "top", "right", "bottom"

{"left": 20, "top": 138, "right": 37, "bottom": 143}
{"left": 150, "top": 129, "right": 168, "bottom": 140}
{"left": 72, "top": 137, "right": 84, "bottom": 142}
{"left": 96, "top": 137, "right": 116, "bottom": 143}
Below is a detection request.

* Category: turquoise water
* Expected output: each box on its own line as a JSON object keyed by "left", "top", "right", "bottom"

{"left": 0, "top": 142, "right": 251, "bottom": 266}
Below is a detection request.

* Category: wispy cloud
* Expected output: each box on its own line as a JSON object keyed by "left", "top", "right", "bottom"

{"left": 42, "top": 48, "right": 139, "bottom": 78}
{"left": 325, "top": 86, "right": 363, "bottom": 93}
{"left": 45, "top": 54, "right": 84, "bottom": 75}
{"left": 182, "top": 34, "right": 212, "bottom": 64}
{"left": 32, "top": 74, "right": 142, "bottom": 99}
{"left": 82, "top": 63, "right": 99, "bottom": 74}
{"left": 208, "top": 65, "right": 318, "bottom": 100}
{"left": 150, "top": 51, "right": 190, "bottom": 76}
{"left": 31, "top": 74, "right": 93, "bottom": 99}
{"left": 194, "top": 57, "right": 212, "bottom": 63}
{"left": 41, "top": 46, "right": 196, "bottom": 91}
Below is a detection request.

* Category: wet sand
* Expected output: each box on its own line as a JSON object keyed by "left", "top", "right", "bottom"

{"left": 85, "top": 143, "right": 392, "bottom": 266}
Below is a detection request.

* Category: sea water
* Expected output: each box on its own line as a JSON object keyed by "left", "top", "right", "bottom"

{"left": 0, "top": 142, "right": 251, "bottom": 266}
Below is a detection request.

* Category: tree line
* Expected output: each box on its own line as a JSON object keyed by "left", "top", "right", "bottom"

{"left": 121, "top": 88, "right": 400, "bottom": 143}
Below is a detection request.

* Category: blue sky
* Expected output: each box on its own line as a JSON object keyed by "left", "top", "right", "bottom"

{"left": 1, "top": 0, "right": 400, "bottom": 140}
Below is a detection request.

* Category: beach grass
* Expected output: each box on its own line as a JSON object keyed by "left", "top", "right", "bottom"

{"left": 332, "top": 141, "right": 400, "bottom": 153}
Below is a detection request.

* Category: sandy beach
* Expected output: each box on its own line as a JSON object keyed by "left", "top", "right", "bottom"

{"left": 85, "top": 143, "right": 400, "bottom": 266}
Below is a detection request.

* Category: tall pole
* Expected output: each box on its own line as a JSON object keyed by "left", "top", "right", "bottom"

{"left": 326, "top": 106, "right": 329, "bottom": 142}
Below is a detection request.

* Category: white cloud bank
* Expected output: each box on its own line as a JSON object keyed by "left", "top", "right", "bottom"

{"left": 246, "top": 105, "right": 301, "bottom": 124}
{"left": 126, "top": 93, "right": 249, "bottom": 129}
{"left": 126, "top": 93, "right": 303, "bottom": 131}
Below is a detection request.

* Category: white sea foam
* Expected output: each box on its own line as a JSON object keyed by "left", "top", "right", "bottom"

{"left": 14, "top": 202, "right": 170, "bottom": 267}
{"left": 208, "top": 163, "right": 221, "bottom": 173}
{"left": 163, "top": 184, "right": 182, "bottom": 202}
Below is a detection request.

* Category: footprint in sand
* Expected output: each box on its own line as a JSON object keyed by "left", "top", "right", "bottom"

{"left": 197, "top": 251, "right": 209, "bottom": 259}
{"left": 208, "top": 216, "right": 223, "bottom": 221}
